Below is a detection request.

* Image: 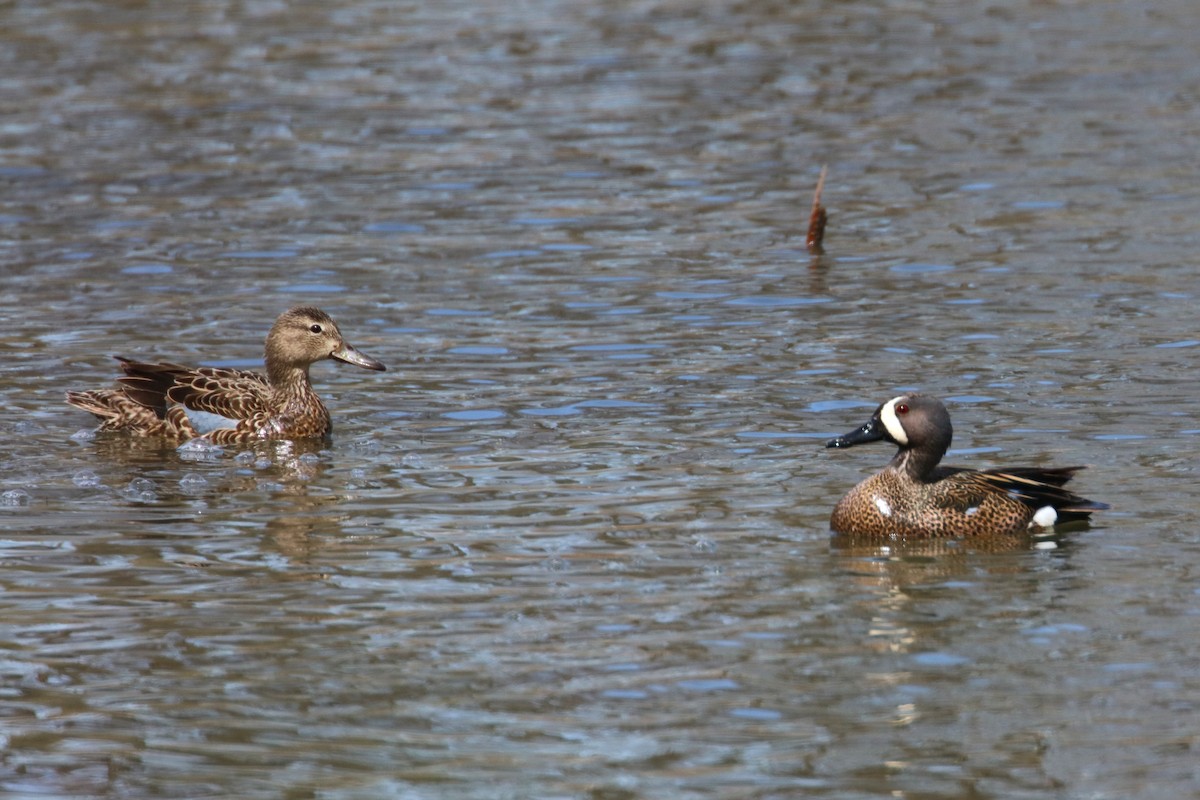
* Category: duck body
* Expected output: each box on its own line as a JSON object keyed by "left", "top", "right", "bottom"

{"left": 826, "top": 394, "right": 1106, "bottom": 539}
{"left": 66, "top": 306, "right": 385, "bottom": 445}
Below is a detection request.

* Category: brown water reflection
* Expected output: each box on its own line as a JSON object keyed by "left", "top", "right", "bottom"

{"left": 4, "top": 0, "right": 1200, "bottom": 797}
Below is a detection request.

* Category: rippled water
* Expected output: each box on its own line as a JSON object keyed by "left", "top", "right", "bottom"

{"left": 3, "top": 1, "right": 1200, "bottom": 798}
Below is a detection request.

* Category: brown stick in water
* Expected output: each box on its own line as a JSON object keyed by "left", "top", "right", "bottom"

{"left": 806, "top": 165, "right": 828, "bottom": 254}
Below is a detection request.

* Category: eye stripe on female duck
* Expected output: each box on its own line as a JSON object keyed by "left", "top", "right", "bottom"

{"left": 66, "top": 306, "right": 386, "bottom": 445}
{"left": 825, "top": 394, "right": 1107, "bottom": 539}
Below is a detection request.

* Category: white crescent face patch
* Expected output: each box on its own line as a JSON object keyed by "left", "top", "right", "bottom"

{"left": 879, "top": 397, "right": 910, "bottom": 445}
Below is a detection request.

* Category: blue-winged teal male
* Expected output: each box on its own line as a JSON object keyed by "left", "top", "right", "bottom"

{"left": 825, "top": 394, "right": 1106, "bottom": 538}
{"left": 67, "top": 306, "right": 385, "bottom": 445}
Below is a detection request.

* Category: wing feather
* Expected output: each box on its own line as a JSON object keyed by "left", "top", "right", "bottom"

{"left": 166, "top": 366, "right": 271, "bottom": 421}
{"left": 972, "top": 466, "right": 1109, "bottom": 518}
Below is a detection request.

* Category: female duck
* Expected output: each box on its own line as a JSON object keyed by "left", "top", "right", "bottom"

{"left": 67, "top": 306, "right": 385, "bottom": 445}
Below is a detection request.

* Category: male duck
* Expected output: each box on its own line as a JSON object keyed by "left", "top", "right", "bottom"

{"left": 67, "top": 306, "right": 385, "bottom": 445}
{"left": 825, "top": 394, "right": 1106, "bottom": 538}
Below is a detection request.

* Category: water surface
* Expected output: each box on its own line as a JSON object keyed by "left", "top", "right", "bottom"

{"left": 3, "top": 1, "right": 1200, "bottom": 798}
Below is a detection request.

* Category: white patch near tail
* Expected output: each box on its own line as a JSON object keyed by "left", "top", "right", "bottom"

{"left": 1030, "top": 505, "right": 1058, "bottom": 528}
{"left": 879, "top": 397, "right": 910, "bottom": 445}
{"left": 873, "top": 496, "right": 893, "bottom": 517}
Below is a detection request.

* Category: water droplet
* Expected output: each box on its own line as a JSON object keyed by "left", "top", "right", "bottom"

{"left": 129, "top": 477, "right": 156, "bottom": 493}
{"left": 178, "top": 438, "right": 224, "bottom": 460}
{"left": 73, "top": 470, "right": 101, "bottom": 488}
{"left": 124, "top": 478, "right": 157, "bottom": 503}
{"left": 1, "top": 489, "right": 31, "bottom": 507}
{"left": 350, "top": 438, "right": 381, "bottom": 453}
{"left": 179, "top": 473, "right": 208, "bottom": 494}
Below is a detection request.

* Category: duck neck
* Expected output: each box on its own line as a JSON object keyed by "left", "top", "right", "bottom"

{"left": 890, "top": 446, "right": 944, "bottom": 482}
{"left": 267, "top": 363, "right": 314, "bottom": 402}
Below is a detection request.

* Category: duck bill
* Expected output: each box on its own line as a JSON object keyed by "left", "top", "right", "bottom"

{"left": 825, "top": 416, "right": 884, "bottom": 449}
{"left": 331, "top": 342, "right": 387, "bottom": 371}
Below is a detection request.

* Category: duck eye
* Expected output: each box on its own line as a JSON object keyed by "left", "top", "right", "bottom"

{"left": 896, "top": 403, "right": 909, "bottom": 415}
{"left": 309, "top": 324, "right": 323, "bottom": 334}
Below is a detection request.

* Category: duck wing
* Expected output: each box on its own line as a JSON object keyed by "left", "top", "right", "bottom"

{"left": 971, "top": 466, "right": 1109, "bottom": 521}
{"left": 115, "top": 357, "right": 189, "bottom": 417}
{"left": 164, "top": 366, "right": 272, "bottom": 423}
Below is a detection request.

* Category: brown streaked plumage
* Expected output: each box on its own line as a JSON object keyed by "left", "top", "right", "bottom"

{"left": 824, "top": 394, "right": 1107, "bottom": 539}
{"left": 66, "top": 306, "right": 386, "bottom": 445}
